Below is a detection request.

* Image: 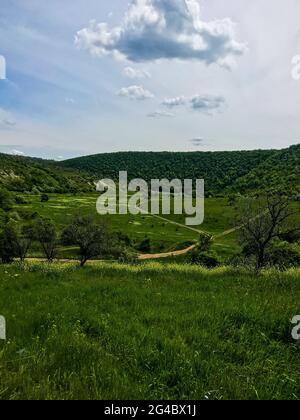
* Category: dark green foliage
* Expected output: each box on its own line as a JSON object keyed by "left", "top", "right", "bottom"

{"left": 0, "top": 153, "right": 94, "bottom": 193}
{"left": 266, "top": 241, "right": 300, "bottom": 269}
{"left": 61, "top": 215, "right": 111, "bottom": 266}
{"left": 61, "top": 149, "right": 276, "bottom": 197}
{"left": 31, "top": 218, "right": 58, "bottom": 262}
{"left": 138, "top": 238, "right": 151, "bottom": 253}
{"left": 0, "top": 188, "right": 13, "bottom": 211}
{"left": 41, "top": 194, "right": 49, "bottom": 203}
{"left": 188, "top": 233, "right": 219, "bottom": 267}
{"left": 188, "top": 250, "right": 219, "bottom": 268}
{"left": 15, "top": 196, "right": 27, "bottom": 205}
{"left": 232, "top": 144, "right": 300, "bottom": 195}
{"left": 0, "top": 223, "right": 18, "bottom": 263}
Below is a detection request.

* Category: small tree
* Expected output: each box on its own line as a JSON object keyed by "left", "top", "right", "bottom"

{"left": 0, "top": 188, "right": 13, "bottom": 212}
{"left": 237, "top": 194, "right": 296, "bottom": 272}
{"left": 62, "top": 215, "right": 110, "bottom": 266}
{"left": 32, "top": 218, "right": 57, "bottom": 262}
{"left": 14, "top": 224, "right": 35, "bottom": 262}
{"left": 0, "top": 223, "right": 18, "bottom": 263}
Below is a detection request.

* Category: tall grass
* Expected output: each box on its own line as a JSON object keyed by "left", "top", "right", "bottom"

{"left": 0, "top": 262, "right": 299, "bottom": 400}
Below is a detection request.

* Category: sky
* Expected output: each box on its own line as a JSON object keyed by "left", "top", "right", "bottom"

{"left": 0, "top": 0, "right": 300, "bottom": 160}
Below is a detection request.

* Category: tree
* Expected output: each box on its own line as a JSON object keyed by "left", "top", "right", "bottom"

{"left": 14, "top": 224, "right": 35, "bottom": 262}
{"left": 237, "top": 195, "right": 296, "bottom": 272}
{"left": 0, "top": 188, "right": 13, "bottom": 212}
{"left": 0, "top": 223, "right": 18, "bottom": 263}
{"left": 62, "top": 215, "right": 110, "bottom": 266}
{"left": 32, "top": 218, "right": 57, "bottom": 262}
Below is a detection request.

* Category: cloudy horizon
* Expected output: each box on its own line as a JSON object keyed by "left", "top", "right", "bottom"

{"left": 0, "top": 0, "right": 300, "bottom": 160}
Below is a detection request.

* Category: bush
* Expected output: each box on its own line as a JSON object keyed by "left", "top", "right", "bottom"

{"left": 138, "top": 238, "right": 151, "bottom": 253}
{"left": 0, "top": 188, "right": 13, "bottom": 212}
{"left": 41, "top": 194, "right": 49, "bottom": 203}
{"left": 15, "top": 196, "right": 27, "bottom": 205}
{"left": 188, "top": 249, "right": 220, "bottom": 268}
{"left": 0, "top": 223, "right": 18, "bottom": 263}
{"left": 266, "top": 242, "right": 300, "bottom": 269}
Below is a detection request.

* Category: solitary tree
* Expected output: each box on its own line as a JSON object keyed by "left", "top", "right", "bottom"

{"left": 62, "top": 215, "right": 110, "bottom": 266}
{"left": 14, "top": 224, "right": 35, "bottom": 262}
{"left": 32, "top": 218, "right": 57, "bottom": 262}
{"left": 0, "top": 223, "right": 18, "bottom": 263}
{"left": 237, "top": 195, "right": 296, "bottom": 272}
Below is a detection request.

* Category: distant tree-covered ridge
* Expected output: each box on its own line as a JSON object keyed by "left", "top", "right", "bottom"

{"left": 60, "top": 145, "right": 300, "bottom": 196}
{"left": 1, "top": 144, "right": 299, "bottom": 196}
{"left": 0, "top": 153, "right": 94, "bottom": 193}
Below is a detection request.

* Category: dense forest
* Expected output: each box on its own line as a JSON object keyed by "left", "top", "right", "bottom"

{"left": 1, "top": 145, "right": 299, "bottom": 196}
{"left": 61, "top": 145, "right": 300, "bottom": 196}
{"left": 0, "top": 153, "right": 94, "bottom": 193}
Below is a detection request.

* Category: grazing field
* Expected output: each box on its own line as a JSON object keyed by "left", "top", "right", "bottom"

{"left": 0, "top": 262, "right": 299, "bottom": 400}
{"left": 12, "top": 194, "right": 240, "bottom": 259}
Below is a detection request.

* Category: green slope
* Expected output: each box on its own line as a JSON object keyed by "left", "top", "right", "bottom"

{"left": 60, "top": 149, "right": 275, "bottom": 196}
{"left": 0, "top": 153, "right": 94, "bottom": 193}
{"left": 231, "top": 144, "right": 300, "bottom": 195}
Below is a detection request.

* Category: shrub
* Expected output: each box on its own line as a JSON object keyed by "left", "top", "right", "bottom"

{"left": 15, "top": 196, "right": 27, "bottom": 205}
{"left": 41, "top": 194, "right": 49, "bottom": 203}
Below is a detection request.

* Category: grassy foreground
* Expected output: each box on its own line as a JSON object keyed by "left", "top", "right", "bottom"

{"left": 0, "top": 262, "right": 300, "bottom": 400}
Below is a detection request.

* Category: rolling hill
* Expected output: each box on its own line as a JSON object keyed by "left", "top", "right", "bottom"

{"left": 0, "top": 153, "right": 94, "bottom": 193}
{"left": 60, "top": 145, "right": 300, "bottom": 196}
{"left": 1, "top": 144, "right": 299, "bottom": 196}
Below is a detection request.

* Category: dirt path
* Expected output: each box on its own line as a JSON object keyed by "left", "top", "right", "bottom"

{"left": 138, "top": 244, "right": 197, "bottom": 260}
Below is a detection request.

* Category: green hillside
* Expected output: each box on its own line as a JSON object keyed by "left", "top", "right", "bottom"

{"left": 61, "top": 145, "right": 300, "bottom": 196}
{"left": 0, "top": 153, "right": 94, "bottom": 193}
{"left": 231, "top": 144, "right": 300, "bottom": 195}
{"left": 1, "top": 145, "right": 299, "bottom": 196}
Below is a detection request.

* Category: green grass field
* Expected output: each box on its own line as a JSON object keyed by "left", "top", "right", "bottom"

{"left": 13, "top": 194, "right": 240, "bottom": 260}
{"left": 0, "top": 262, "right": 299, "bottom": 400}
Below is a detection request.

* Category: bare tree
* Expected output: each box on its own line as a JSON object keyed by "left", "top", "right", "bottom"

{"left": 237, "top": 195, "right": 296, "bottom": 272}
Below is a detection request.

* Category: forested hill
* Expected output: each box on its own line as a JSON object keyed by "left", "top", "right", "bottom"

{"left": 1, "top": 145, "right": 299, "bottom": 196}
{"left": 0, "top": 153, "right": 94, "bottom": 193}
{"left": 61, "top": 148, "right": 289, "bottom": 196}
{"left": 230, "top": 144, "right": 300, "bottom": 195}
{"left": 61, "top": 149, "right": 276, "bottom": 196}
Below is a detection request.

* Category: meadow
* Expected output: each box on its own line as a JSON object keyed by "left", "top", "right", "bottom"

{"left": 12, "top": 193, "right": 239, "bottom": 260}
{"left": 0, "top": 261, "right": 299, "bottom": 400}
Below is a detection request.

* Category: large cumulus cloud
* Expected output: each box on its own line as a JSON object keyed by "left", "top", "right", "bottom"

{"left": 75, "top": 0, "right": 246, "bottom": 66}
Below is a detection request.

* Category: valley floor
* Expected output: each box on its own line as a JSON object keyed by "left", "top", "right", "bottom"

{"left": 0, "top": 262, "right": 300, "bottom": 400}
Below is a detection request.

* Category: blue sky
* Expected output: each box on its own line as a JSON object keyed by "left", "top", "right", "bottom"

{"left": 0, "top": 0, "right": 300, "bottom": 159}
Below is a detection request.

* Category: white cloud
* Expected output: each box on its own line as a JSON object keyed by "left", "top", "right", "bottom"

{"left": 117, "top": 85, "right": 154, "bottom": 100}
{"left": 75, "top": 0, "right": 246, "bottom": 66}
{"left": 0, "top": 108, "right": 16, "bottom": 129}
{"left": 190, "top": 95, "right": 225, "bottom": 112}
{"left": 147, "top": 110, "right": 175, "bottom": 118}
{"left": 123, "top": 66, "right": 151, "bottom": 79}
{"left": 162, "top": 94, "right": 225, "bottom": 113}
{"left": 162, "top": 96, "right": 186, "bottom": 108}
